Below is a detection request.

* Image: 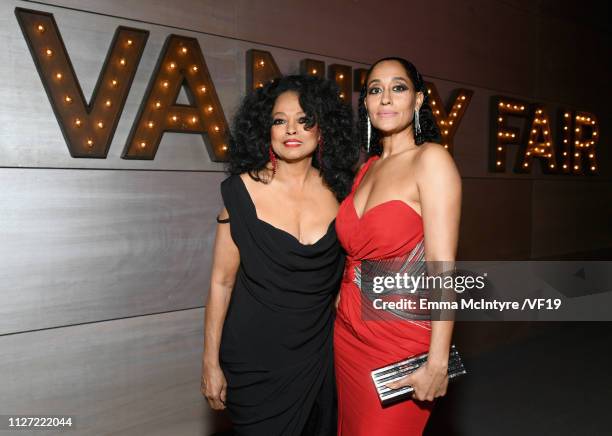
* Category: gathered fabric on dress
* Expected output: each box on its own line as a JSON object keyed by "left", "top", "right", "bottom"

{"left": 334, "top": 156, "right": 433, "bottom": 436}
{"left": 220, "top": 175, "right": 344, "bottom": 436}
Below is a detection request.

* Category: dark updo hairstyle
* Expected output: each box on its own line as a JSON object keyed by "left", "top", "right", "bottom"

{"left": 357, "top": 57, "right": 440, "bottom": 156}
{"left": 227, "top": 75, "right": 358, "bottom": 201}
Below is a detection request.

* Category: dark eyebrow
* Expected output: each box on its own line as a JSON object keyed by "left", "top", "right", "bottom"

{"left": 367, "top": 77, "right": 409, "bottom": 86}
{"left": 272, "top": 111, "right": 306, "bottom": 117}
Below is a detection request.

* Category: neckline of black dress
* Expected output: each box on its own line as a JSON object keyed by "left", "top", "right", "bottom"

{"left": 235, "top": 175, "right": 336, "bottom": 248}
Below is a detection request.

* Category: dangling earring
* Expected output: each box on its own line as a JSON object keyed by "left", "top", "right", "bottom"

{"left": 269, "top": 146, "right": 277, "bottom": 175}
{"left": 414, "top": 109, "right": 422, "bottom": 136}
{"left": 317, "top": 137, "right": 324, "bottom": 169}
{"left": 366, "top": 115, "right": 372, "bottom": 152}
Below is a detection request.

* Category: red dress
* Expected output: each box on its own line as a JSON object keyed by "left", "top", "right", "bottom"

{"left": 334, "top": 155, "right": 433, "bottom": 435}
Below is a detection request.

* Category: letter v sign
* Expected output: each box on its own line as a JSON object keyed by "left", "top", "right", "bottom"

{"left": 15, "top": 7, "right": 148, "bottom": 158}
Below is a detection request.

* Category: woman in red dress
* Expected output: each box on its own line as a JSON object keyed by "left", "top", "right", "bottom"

{"left": 334, "top": 57, "right": 462, "bottom": 435}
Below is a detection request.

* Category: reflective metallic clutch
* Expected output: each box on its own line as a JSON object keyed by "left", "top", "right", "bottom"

{"left": 371, "top": 344, "right": 466, "bottom": 407}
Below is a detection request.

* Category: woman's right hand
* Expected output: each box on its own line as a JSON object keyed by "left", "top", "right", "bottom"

{"left": 201, "top": 362, "right": 227, "bottom": 410}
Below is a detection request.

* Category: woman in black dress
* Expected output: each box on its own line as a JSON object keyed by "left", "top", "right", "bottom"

{"left": 201, "top": 75, "right": 357, "bottom": 435}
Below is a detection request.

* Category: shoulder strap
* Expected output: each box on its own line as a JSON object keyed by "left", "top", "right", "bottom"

{"left": 353, "top": 155, "right": 379, "bottom": 190}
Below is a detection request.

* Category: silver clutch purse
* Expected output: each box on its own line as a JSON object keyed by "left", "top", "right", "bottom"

{"left": 371, "top": 344, "right": 466, "bottom": 407}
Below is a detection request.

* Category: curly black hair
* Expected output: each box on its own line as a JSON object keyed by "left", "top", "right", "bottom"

{"left": 227, "top": 75, "right": 358, "bottom": 201}
{"left": 357, "top": 57, "right": 441, "bottom": 156}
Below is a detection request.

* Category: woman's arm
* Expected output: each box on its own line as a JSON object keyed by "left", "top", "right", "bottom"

{"left": 201, "top": 207, "right": 240, "bottom": 410}
{"left": 387, "top": 143, "right": 462, "bottom": 401}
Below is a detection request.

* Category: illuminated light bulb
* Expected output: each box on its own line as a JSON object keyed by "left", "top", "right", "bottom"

{"left": 440, "top": 120, "right": 445, "bottom": 125}
{"left": 207, "top": 105, "right": 213, "bottom": 112}
{"left": 547, "top": 153, "right": 552, "bottom": 157}
{"left": 498, "top": 102, "right": 504, "bottom": 106}
{"left": 86, "top": 139, "right": 94, "bottom": 147}
{"left": 544, "top": 130, "right": 548, "bottom": 135}
{"left": 562, "top": 164, "right": 567, "bottom": 169}
{"left": 431, "top": 101, "right": 436, "bottom": 105}
{"left": 222, "top": 145, "right": 228, "bottom": 151}
{"left": 312, "top": 69, "right": 317, "bottom": 74}
{"left": 542, "top": 119, "right": 547, "bottom": 123}
{"left": 140, "top": 141, "right": 146, "bottom": 149}
{"left": 111, "top": 79, "right": 118, "bottom": 87}
{"left": 575, "top": 128, "right": 580, "bottom": 132}
{"left": 97, "top": 121, "right": 104, "bottom": 128}
{"left": 574, "top": 152, "right": 579, "bottom": 157}
{"left": 563, "top": 139, "right": 568, "bottom": 143}
{"left": 74, "top": 118, "right": 81, "bottom": 127}
{"left": 461, "top": 95, "right": 466, "bottom": 100}
{"left": 496, "top": 161, "right": 501, "bottom": 165}
{"left": 127, "top": 39, "right": 133, "bottom": 46}
{"left": 147, "top": 121, "right": 154, "bottom": 128}
{"left": 64, "top": 96, "right": 72, "bottom": 103}
{"left": 435, "top": 110, "right": 440, "bottom": 115}
{"left": 593, "top": 131, "right": 598, "bottom": 136}
{"left": 200, "top": 86, "right": 206, "bottom": 93}
{"left": 532, "top": 129, "right": 537, "bottom": 134}
{"left": 45, "top": 48, "right": 53, "bottom": 57}
{"left": 498, "top": 146, "right": 503, "bottom": 151}
{"left": 191, "top": 116, "right": 197, "bottom": 123}
{"left": 257, "top": 82, "right": 264, "bottom": 88}
{"left": 444, "top": 130, "right": 449, "bottom": 135}
{"left": 162, "top": 81, "right": 169, "bottom": 88}
{"left": 338, "top": 74, "right": 344, "bottom": 80}
{"left": 119, "top": 58, "right": 126, "bottom": 66}
{"left": 506, "top": 103, "right": 511, "bottom": 108}
{"left": 155, "top": 101, "right": 161, "bottom": 108}
{"left": 529, "top": 140, "right": 533, "bottom": 144}
{"left": 339, "top": 93, "right": 345, "bottom": 99}
{"left": 591, "top": 166, "right": 596, "bottom": 171}
{"left": 511, "top": 133, "right": 515, "bottom": 138}
{"left": 574, "top": 165, "right": 579, "bottom": 170}
{"left": 37, "top": 24, "right": 45, "bottom": 32}
{"left": 498, "top": 132, "right": 503, "bottom": 137}
{"left": 171, "top": 115, "right": 178, "bottom": 121}
{"left": 520, "top": 106, "right": 525, "bottom": 110}
{"left": 169, "top": 62, "right": 176, "bottom": 69}
{"left": 590, "top": 140, "right": 595, "bottom": 145}
{"left": 575, "top": 140, "right": 579, "bottom": 145}
{"left": 589, "top": 154, "right": 594, "bottom": 158}
{"left": 444, "top": 145, "right": 448, "bottom": 148}
{"left": 192, "top": 65, "right": 198, "bottom": 72}
{"left": 181, "top": 47, "right": 187, "bottom": 54}
{"left": 105, "top": 100, "right": 112, "bottom": 107}
{"left": 258, "top": 60, "right": 265, "bottom": 67}
{"left": 523, "top": 162, "right": 529, "bottom": 167}
{"left": 498, "top": 117, "right": 503, "bottom": 122}
{"left": 546, "top": 142, "right": 550, "bottom": 146}
{"left": 514, "top": 105, "right": 518, "bottom": 109}
{"left": 214, "top": 126, "right": 220, "bottom": 132}
{"left": 56, "top": 73, "right": 62, "bottom": 79}
{"left": 563, "top": 126, "right": 568, "bottom": 130}
{"left": 428, "top": 89, "right": 432, "bottom": 94}
{"left": 526, "top": 151, "right": 531, "bottom": 156}
{"left": 537, "top": 109, "right": 542, "bottom": 114}
{"left": 550, "top": 164, "right": 555, "bottom": 168}
{"left": 457, "top": 104, "right": 462, "bottom": 108}
{"left": 449, "top": 121, "right": 454, "bottom": 125}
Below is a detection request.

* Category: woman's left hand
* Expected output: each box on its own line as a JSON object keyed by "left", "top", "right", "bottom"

{"left": 385, "top": 360, "right": 448, "bottom": 402}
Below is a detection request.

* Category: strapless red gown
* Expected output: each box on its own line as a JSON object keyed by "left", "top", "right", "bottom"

{"left": 334, "top": 155, "right": 433, "bottom": 435}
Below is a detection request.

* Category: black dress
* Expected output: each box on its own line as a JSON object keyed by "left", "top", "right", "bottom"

{"left": 219, "top": 175, "right": 344, "bottom": 436}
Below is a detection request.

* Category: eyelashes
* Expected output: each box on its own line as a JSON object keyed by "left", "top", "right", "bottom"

{"left": 367, "top": 84, "right": 409, "bottom": 94}
{"left": 272, "top": 117, "right": 309, "bottom": 125}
